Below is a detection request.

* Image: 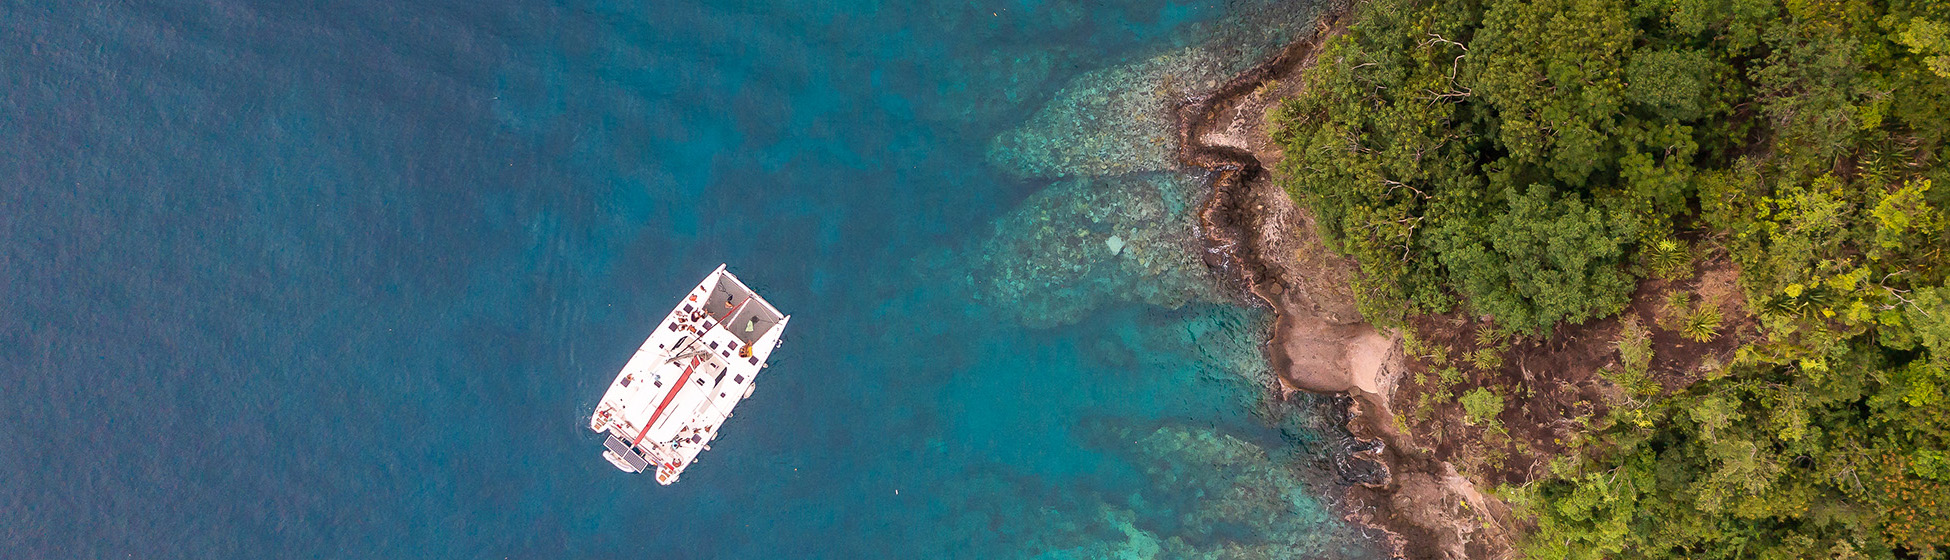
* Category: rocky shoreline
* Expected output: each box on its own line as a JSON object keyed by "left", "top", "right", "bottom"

{"left": 966, "top": 0, "right": 1512, "bottom": 553}
{"left": 1174, "top": 8, "right": 1516, "bottom": 559}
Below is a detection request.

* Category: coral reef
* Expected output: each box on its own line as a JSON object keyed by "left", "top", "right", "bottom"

{"left": 966, "top": 172, "right": 1222, "bottom": 328}
{"left": 969, "top": 0, "right": 1335, "bottom": 329}
{"left": 985, "top": 50, "right": 1212, "bottom": 178}
{"left": 986, "top": 1, "right": 1323, "bottom": 179}
{"left": 947, "top": 2, "right": 1397, "bottom": 558}
{"left": 1035, "top": 426, "right": 1372, "bottom": 560}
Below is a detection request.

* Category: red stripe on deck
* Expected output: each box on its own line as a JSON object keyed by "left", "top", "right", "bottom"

{"left": 635, "top": 357, "right": 700, "bottom": 447}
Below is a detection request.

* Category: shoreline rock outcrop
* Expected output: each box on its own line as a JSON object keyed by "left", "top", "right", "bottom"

{"left": 966, "top": 1, "right": 1511, "bottom": 555}
{"left": 1174, "top": 7, "right": 1518, "bottom": 559}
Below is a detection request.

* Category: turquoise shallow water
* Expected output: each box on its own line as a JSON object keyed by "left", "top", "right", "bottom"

{"left": 1, "top": 0, "right": 1383, "bottom": 557}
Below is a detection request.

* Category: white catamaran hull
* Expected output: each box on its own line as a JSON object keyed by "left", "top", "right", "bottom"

{"left": 588, "top": 265, "right": 788, "bottom": 485}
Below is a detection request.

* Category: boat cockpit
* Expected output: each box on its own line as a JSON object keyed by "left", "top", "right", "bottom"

{"left": 697, "top": 274, "right": 784, "bottom": 346}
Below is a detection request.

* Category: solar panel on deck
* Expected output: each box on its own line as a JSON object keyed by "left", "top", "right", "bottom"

{"left": 604, "top": 435, "right": 651, "bottom": 472}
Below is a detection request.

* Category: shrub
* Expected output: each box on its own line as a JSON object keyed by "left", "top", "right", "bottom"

{"left": 1645, "top": 238, "right": 1694, "bottom": 281}
{"left": 1658, "top": 290, "right": 1692, "bottom": 330}
{"left": 1683, "top": 305, "right": 1723, "bottom": 343}
{"left": 1439, "top": 366, "right": 1466, "bottom": 389}
{"left": 1461, "top": 387, "right": 1506, "bottom": 427}
{"left": 1617, "top": 317, "right": 1654, "bottom": 376}
{"left": 1471, "top": 348, "right": 1505, "bottom": 371}
{"left": 1608, "top": 318, "right": 1659, "bottom": 399}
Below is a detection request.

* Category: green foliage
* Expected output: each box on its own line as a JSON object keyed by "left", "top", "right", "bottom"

{"left": 1461, "top": 387, "right": 1506, "bottom": 427}
{"left": 1658, "top": 290, "right": 1692, "bottom": 330}
{"left": 1272, "top": 0, "right": 1661, "bottom": 335}
{"left": 1474, "top": 0, "right": 1635, "bottom": 187}
{"left": 1469, "top": 347, "right": 1504, "bottom": 371}
{"left": 1644, "top": 238, "right": 1696, "bottom": 281}
{"left": 1405, "top": 331, "right": 1453, "bottom": 365}
{"left": 1893, "top": 17, "right": 1950, "bottom": 78}
{"left": 1683, "top": 305, "right": 1724, "bottom": 342}
{"left": 1439, "top": 365, "right": 1466, "bottom": 388}
{"left": 1439, "top": 184, "right": 1639, "bottom": 334}
{"left": 1617, "top": 318, "right": 1653, "bottom": 373}
{"left": 1466, "top": 324, "right": 1514, "bottom": 371}
{"left": 1427, "top": 344, "right": 1449, "bottom": 366}
{"left": 1904, "top": 286, "right": 1950, "bottom": 361}
{"left": 1274, "top": 0, "right": 1950, "bottom": 555}
{"left": 1610, "top": 318, "right": 1659, "bottom": 399}
{"left": 1474, "top": 326, "right": 1504, "bottom": 348}
{"left": 1871, "top": 178, "right": 1942, "bottom": 258}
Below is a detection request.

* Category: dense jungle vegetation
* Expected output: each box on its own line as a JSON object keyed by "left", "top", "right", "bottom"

{"left": 1271, "top": 0, "right": 1950, "bottom": 556}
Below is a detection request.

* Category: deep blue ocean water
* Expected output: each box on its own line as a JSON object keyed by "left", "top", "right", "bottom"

{"left": 0, "top": 1, "right": 1382, "bottom": 557}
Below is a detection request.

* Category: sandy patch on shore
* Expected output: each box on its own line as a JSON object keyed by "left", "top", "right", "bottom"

{"left": 1342, "top": 327, "right": 1394, "bottom": 396}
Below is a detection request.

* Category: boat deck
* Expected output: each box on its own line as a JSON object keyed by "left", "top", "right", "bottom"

{"left": 588, "top": 265, "right": 787, "bottom": 484}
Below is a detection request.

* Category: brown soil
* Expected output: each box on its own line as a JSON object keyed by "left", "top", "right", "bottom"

{"left": 1384, "top": 254, "right": 1754, "bottom": 489}
{"left": 1173, "top": 6, "right": 1758, "bottom": 559}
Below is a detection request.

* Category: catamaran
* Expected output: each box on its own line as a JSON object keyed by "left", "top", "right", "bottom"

{"left": 588, "top": 264, "right": 788, "bottom": 484}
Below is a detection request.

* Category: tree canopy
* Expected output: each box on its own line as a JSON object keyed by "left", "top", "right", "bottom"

{"left": 1273, "top": 0, "right": 1950, "bottom": 555}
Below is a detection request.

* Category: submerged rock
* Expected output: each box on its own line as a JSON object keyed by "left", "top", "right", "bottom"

{"left": 1034, "top": 425, "right": 1362, "bottom": 560}
{"left": 987, "top": 1, "right": 1322, "bottom": 179}
{"left": 1136, "top": 426, "right": 1356, "bottom": 559}
{"left": 968, "top": 172, "right": 1223, "bottom": 328}
{"left": 1138, "top": 427, "right": 1341, "bottom": 554}
{"left": 986, "top": 49, "right": 1200, "bottom": 178}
